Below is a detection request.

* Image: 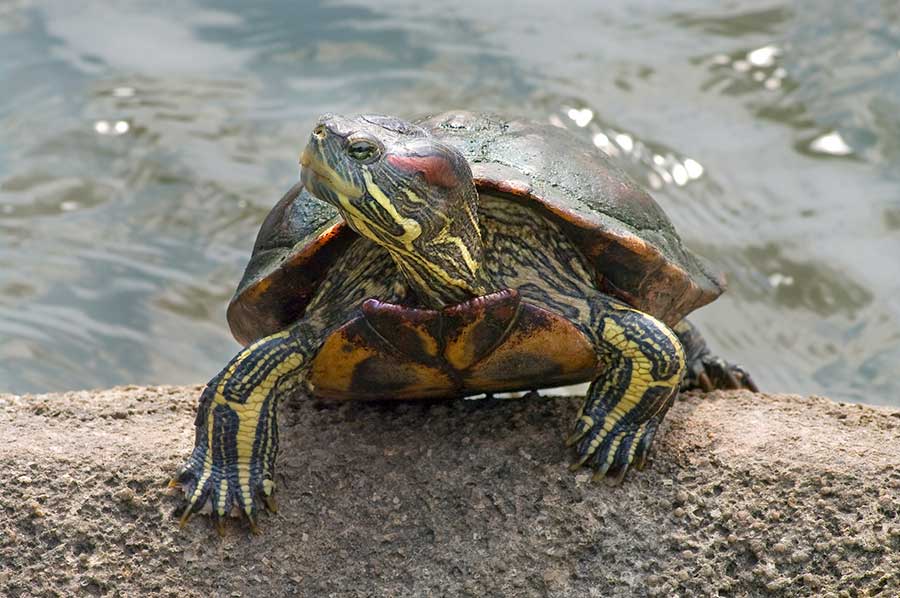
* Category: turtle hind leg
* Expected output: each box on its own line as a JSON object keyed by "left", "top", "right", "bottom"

{"left": 568, "top": 298, "right": 685, "bottom": 481}
{"left": 673, "top": 319, "right": 758, "bottom": 392}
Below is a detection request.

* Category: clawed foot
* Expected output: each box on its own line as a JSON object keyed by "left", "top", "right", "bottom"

{"left": 566, "top": 413, "right": 661, "bottom": 483}
{"left": 169, "top": 453, "right": 278, "bottom": 535}
{"left": 682, "top": 354, "right": 758, "bottom": 392}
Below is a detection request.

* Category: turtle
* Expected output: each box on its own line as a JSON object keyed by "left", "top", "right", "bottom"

{"left": 171, "top": 110, "right": 756, "bottom": 533}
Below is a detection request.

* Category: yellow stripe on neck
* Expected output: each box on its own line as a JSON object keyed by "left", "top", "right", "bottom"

{"left": 362, "top": 170, "right": 422, "bottom": 248}
{"left": 433, "top": 223, "right": 480, "bottom": 276}
{"left": 321, "top": 168, "right": 483, "bottom": 302}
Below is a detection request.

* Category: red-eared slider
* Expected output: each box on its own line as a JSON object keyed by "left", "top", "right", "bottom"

{"left": 172, "top": 111, "right": 756, "bottom": 533}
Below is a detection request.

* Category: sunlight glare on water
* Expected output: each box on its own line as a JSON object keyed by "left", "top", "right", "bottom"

{"left": 0, "top": 0, "right": 898, "bottom": 406}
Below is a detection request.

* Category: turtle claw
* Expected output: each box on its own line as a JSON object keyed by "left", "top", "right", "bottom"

{"left": 634, "top": 449, "right": 649, "bottom": 471}
{"left": 674, "top": 320, "right": 757, "bottom": 392}
{"left": 737, "top": 368, "right": 759, "bottom": 392}
{"left": 214, "top": 517, "right": 226, "bottom": 537}
{"left": 178, "top": 508, "right": 194, "bottom": 529}
{"left": 565, "top": 414, "right": 593, "bottom": 447}
{"left": 570, "top": 415, "right": 658, "bottom": 482}
{"left": 248, "top": 515, "right": 260, "bottom": 536}
{"left": 724, "top": 370, "right": 740, "bottom": 390}
{"left": 171, "top": 449, "right": 277, "bottom": 535}
{"left": 683, "top": 354, "right": 758, "bottom": 393}
{"left": 263, "top": 494, "right": 278, "bottom": 514}
{"left": 604, "top": 465, "right": 630, "bottom": 486}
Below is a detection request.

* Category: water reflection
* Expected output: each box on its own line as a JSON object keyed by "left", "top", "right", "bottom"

{"left": 670, "top": 6, "right": 792, "bottom": 37}
{"left": 707, "top": 44, "right": 788, "bottom": 94}
{"left": 551, "top": 105, "right": 708, "bottom": 192}
{"left": 0, "top": 0, "right": 898, "bottom": 407}
{"left": 741, "top": 244, "right": 873, "bottom": 318}
{"left": 805, "top": 131, "right": 853, "bottom": 157}
{"left": 93, "top": 120, "right": 130, "bottom": 135}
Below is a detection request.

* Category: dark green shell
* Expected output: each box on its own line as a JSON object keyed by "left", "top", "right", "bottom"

{"left": 227, "top": 111, "right": 723, "bottom": 346}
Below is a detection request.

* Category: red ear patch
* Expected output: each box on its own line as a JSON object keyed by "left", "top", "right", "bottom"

{"left": 387, "top": 154, "right": 460, "bottom": 189}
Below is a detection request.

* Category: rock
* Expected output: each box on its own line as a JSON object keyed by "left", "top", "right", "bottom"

{"left": 1, "top": 387, "right": 898, "bottom": 596}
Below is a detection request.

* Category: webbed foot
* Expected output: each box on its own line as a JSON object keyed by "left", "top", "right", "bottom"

{"left": 568, "top": 301, "right": 685, "bottom": 482}
{"left": 169, "top": 444, "right": 278, "bottom": 535}
{"left": 682, "top": 353, "right": 758, "bottom": 392}
{"left": 674, "top": 319, "right": 758, "bottom": 392}
{"left": 169, "top": 355, "right": 284, "bottom": 535}
{"left": 566, "top": 411, "right": 662, "bottom": 483}
{"left": 168, "top": 325, "right": 315, "bottom": 535}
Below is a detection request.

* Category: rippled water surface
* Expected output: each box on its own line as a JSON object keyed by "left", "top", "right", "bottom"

{"left": 1, "top": 0, "right": 899, "bottom": 404}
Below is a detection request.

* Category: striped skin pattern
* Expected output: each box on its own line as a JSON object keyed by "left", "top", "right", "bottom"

{"left": 301, "top": 115, "right": 489, "bottom": 308}
{"left": 172, "top": 240, "right": 404, "bottom": 530}
{"left": 172, "top": 114, "right": 743, "bottom": 533}
{"left": 302, "top": 110, "right": 690, "bottom": 479}
{"left": 172, "top": 328, "right": 315, "bottom": 531}
{"left": 173, "top": 194, "right": 687, "bottom": 530}
{"left": 568, "top": 308, "right": 684, "bottom": 480}
{"left": 479, "top": 196, "right": 685, "bottom": 478}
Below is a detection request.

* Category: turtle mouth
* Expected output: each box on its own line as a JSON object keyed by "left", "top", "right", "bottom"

{"left": 300, "top": 148, "right": 363, "bottom": 202}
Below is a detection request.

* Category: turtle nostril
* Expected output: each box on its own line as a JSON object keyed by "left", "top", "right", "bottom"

{"left": 313, "top": 125, "right": 327, "bottom": 140}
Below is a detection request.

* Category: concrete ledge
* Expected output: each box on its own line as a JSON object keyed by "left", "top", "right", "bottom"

{"left": 1, "top": 386, "right": 899, "bottom": 596}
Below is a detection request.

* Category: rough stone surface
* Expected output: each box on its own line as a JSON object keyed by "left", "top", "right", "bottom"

{"left": 1, "top": 386, "right": 899, "bottom": 597}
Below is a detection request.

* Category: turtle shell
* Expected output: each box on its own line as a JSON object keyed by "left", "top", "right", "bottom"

{"left": 226, "top": 111, "right": 724, "bottom": 346}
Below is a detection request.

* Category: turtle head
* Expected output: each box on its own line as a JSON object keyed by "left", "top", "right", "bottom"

{"left": 301, "top": 113, "right": 488, "bottom": 307}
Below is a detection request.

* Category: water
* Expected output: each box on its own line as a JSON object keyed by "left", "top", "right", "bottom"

{"left": 1, "top": 0, "right": 898, "bottom": 405}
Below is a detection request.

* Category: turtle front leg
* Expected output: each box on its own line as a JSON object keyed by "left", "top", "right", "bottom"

{"left": 568, "top": 297, "right": 685, "bottom": 481}
{"left": 674, "top": 319, "right": 758, "bottom": 392}
{"left": 171, "top": 322, "right": 320, "bottom": 534}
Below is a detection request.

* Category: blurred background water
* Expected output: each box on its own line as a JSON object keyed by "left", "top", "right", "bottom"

{"left": 1, "top": 0, "right": 898, "bottom": 405}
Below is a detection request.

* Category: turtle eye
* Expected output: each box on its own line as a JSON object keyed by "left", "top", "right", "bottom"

{"left": 347, "top": 139, "right": 380, "bottom": 162}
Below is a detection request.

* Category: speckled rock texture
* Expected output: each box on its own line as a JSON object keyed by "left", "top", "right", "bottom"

{"left": 1, "top": 386, "right": 898, "bottom": 597}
